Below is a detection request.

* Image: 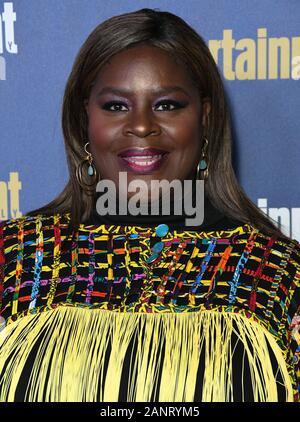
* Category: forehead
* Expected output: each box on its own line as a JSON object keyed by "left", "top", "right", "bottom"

{"left": 92, "top": 44, "right": 197, "bottom": 90}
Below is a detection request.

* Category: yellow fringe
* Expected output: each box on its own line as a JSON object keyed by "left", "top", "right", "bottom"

{"left": 0, "top": 305, "right": 294, "bottom": 402}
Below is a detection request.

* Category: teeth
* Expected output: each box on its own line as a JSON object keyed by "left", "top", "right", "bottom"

{"left": 122, "top": 154, "right": 163, "bottom": 166}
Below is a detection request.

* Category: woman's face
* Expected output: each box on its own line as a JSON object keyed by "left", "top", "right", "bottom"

{"left": 85, "top": 44, "right": 210, "bottom": 202}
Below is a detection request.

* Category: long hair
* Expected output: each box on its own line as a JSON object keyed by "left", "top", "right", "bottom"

{"left": 26, "top": 7, "right": 290, "bottom": 240}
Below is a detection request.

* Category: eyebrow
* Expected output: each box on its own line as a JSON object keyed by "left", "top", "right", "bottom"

{"left": 96, "top": 86, "right": 191, "bottom": 98}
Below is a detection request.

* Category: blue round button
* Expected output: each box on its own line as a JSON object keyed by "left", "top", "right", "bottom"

{"left": 152, "top": 241, "right": 164, "bottom": 254}
{"left": 155, "top": 223, "right": 169, "bottom": 237}
{"left": 129, "top": 234, "right": 139, "bottom": 239}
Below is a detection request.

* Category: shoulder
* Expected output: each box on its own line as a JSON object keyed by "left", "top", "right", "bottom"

{"left": 257, "top": 228, "right": 300, "bottom": 286}
{"left": 272, "top": 232, "right": 300, "bottom": 271}
{"left": 0, "top": 212, "right": 71, "bottom": 250}
{"left": 267, "top": 232, "right": 300, "bottom": 327}
{"left": 0, "top": 212, "right": 72, "bottom": 288}
{"left": 237, "top": 224, "right": 300, "bottom": 303}
{"left": 272, "top": 230, "right": 300, "bottom": 256}
{"left": 0, "top": 211, "right": 71, "bottom": 228}
{"left": 248, "top": 224, "right": 300, "bottom": 263}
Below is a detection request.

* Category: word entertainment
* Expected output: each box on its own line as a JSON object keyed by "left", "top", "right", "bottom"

{"left": 0, "top": 2, "right": 18, "bottom": 81}
{"left": 208, "top": 28, "right": 300, "bottom": 80}
{"left": 0, "top": 172, "right": 22, "bottom": 221}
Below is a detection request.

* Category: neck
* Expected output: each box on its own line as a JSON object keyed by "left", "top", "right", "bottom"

{"left": 86, "top": 181, "right": 243, "bottom": 230}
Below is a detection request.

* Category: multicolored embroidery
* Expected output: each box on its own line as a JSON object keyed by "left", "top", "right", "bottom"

{"left": 0, "top": 212, "right": 299, "bottom": 401}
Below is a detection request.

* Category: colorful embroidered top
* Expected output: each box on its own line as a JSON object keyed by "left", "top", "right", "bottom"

{"left": 0, "top": 212, "right": 299, "bottom": 402}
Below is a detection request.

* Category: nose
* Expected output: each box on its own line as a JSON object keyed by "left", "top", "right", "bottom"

{"left": 123, "top": 106, "right": 161, "bottom": 138}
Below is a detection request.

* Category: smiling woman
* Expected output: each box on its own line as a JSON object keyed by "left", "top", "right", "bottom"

{"left": 83, "top": 43, "right": 209, "bottom": 204}
{"left": 0, "top": 8, "right": 299, "bottom": 403}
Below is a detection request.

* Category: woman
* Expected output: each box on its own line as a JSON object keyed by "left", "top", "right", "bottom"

{"left": 0, "top": 8, "right": 299, "bottom": 402}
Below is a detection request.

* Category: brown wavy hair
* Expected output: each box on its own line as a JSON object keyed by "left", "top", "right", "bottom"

{"left": 26, "top": 7, "right": 289, "bottom": 240}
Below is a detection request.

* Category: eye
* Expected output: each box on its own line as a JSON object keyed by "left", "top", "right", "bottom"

{"left": 102, "top": 101, "right": 128, "bottom": 112}
{"left": 155, "top": 100, "right": 185, "bottom": 111}
{"left": 101, "top": 99, "right": 186, "bottom": 112}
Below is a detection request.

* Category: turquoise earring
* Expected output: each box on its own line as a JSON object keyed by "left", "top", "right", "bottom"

{"left": 196, "top": 137, "right": 209, "bottom": 180}
{"left": 83, "top": 142, "right": 96, "bottom": 177}
{"left": 75, "top": 141, "right": 99, "bottom": 195}
{"left": 199, "top": 158, "right": 208, "bottom": 171}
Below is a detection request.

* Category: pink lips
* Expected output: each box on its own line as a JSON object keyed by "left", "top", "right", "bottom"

{"left": 118, "top": 147, "right": 168, "bottom": 157}
{"left": 117, "top": 147, "right": 169, "bottom": 174}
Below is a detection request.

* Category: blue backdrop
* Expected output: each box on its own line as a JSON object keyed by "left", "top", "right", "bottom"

{"left": 0, "top": 0, "right": 299, "bottom": 239}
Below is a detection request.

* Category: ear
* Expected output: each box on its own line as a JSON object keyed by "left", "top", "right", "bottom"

{"left": 201, "top": 97, "right": 211, "bottom": 128}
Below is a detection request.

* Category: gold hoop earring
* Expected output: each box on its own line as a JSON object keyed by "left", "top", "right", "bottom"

{"left": 75, "top": 142, "right": 100, "bottom": 195}
{"left": 196, "top": 136, "right": 209, "bottom": 180}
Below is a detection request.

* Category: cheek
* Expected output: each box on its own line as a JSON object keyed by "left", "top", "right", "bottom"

{"left": 170, "top": 128, "right": 201, "bottom": 163}
{"left": 168, "top": 113, "right": 202, "bottom": 148}
{"left": 170, "top": 118, "right": 202, "bottom": 169}
{"left": 87, "top": 113, "right": 116, "bottom": 151}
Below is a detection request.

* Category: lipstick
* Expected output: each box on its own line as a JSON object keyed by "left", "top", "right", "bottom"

{"left": 117, "top": 147, "right": 169, "bottom": 174}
